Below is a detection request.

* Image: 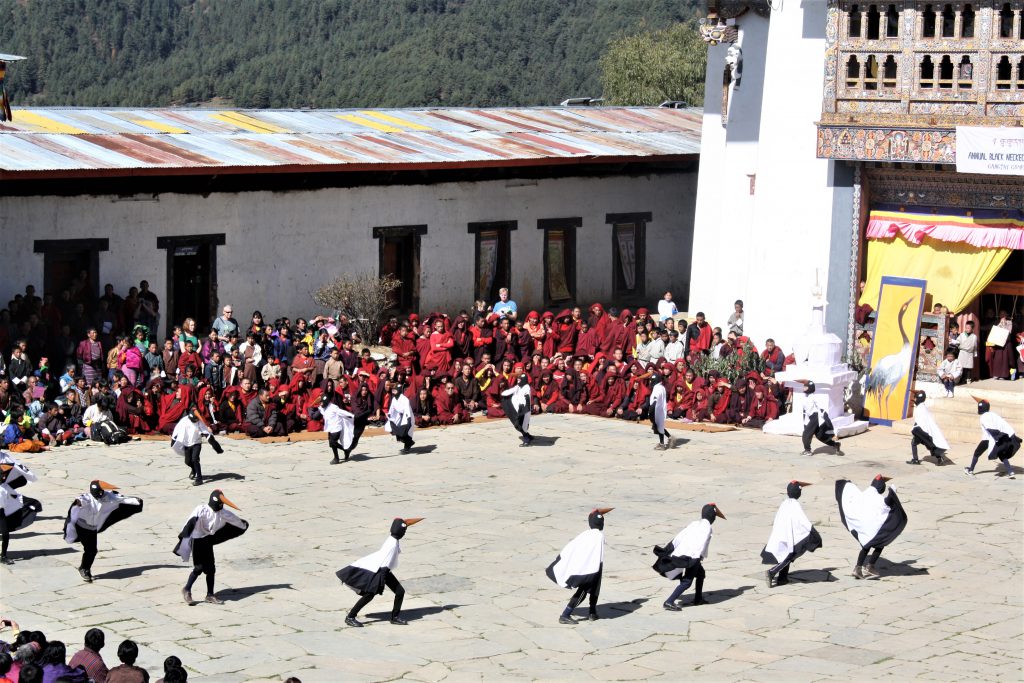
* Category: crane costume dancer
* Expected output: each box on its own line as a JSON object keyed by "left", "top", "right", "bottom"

{"left": 0, "top": 464, "right": 42, "bottom": 565}
{"left": 0, "top": 451, "right": 36, "bottom": 489}
{"left": 386, "top": 384, "right": 416, "bottom": 454}
{"left": 907, "top": 391, "right": 950, "bottom": 466}
{"left": 174, "top": 489, "right": 248, "bottom": 605}
{"left": 502, "top": 371, "right": 534, "bottom": 446}
{"left": 965, "top": 399, "right": 1019, "bottom": 480}
{"left": 171, "top": 410, "right": 222, "bottom": 486}
{"left": 761, "top": 482, "right": 821, "bottom": 588}
{"left": 836, "top": 475, "right": 907, "bottom": 579}
{"left": 649, "top": 373, "right": 673, "bottom": 450}
{"left": 547, "top": 508, "right": 612, "bottom": 624}
{"left": 800, "top": 382, "right": 842, "bottom": 456}
{"left": 337, "top": 517, "right": 423, "bottom": 627}
{"left": 64, "top": 480, "right": 143, "bottom": 582}
{"left": 321, "top": 394, "right": 357, "bottom": 464}
{"left": 653, "top": 503, "right": 725, "bottom": 610}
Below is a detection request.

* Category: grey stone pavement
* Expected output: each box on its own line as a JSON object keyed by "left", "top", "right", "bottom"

{"left": 1, "top": 415, "right": 1021, "bottom": 682}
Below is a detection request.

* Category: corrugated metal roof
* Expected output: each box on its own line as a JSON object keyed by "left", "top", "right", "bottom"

{"left": 0, "top": 106, "right": 701, "bottom": 178}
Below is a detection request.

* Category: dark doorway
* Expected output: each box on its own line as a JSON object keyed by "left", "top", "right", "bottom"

{"left": 34, "top": 239, "right": 107, "bottom": 311}
{"left": 374, "top": 225, "right": 425, "bottom": 313}
{"left": 157, "top": 234, "right": 223, "bottom": 334}
{"left": 539, "top": 217, "right": 580, "bottom": 307}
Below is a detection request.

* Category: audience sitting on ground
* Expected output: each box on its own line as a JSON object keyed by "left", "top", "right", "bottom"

{"left": 1, "top": 280, "right": 805, "bottom": 448}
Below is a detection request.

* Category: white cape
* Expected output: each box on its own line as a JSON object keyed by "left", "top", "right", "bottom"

{"left": 323, "top": 404, "right": 355, "bottom": 449}
{"left": 64, "top": 491, "right": 142, "bottom": 543}
{"left": 174, "top": 503, "right": 246, "bottom": 561}
{"left": 385, "top": 394, "right": 415, "bottom": 436}
{"left": 502, "top": 383, "right": 532, "bottom": 433}
{"left": 838, "top": 484, "right": 889, "bottom": 548}
{"left": 349, "top": 536, "right": 400, "bottom": 573}
{"left": 0, "top": 451, "right": 36, "bottom": 486}
{"left": 170, "top": 416, "right": 211, "bottom": 455}
{"left": 763, "top": 498, "right": 813, "bottom": 563}
{"left": 549, "top": 528, "right": 604, "bottom": 588}
{"left": 650, "top": 383, "right": 667, "bottom": 432}
{"left": 980, "top": 411, "right": 1016, "bottom": 455}
{"left": 913, "top": 403, "right": 949, "bottom": 450}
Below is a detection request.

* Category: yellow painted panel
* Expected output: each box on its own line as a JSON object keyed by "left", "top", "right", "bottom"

{"left": 131, "top": 119, "right": 189, "bottom": 134}
{"left": 11, "top": 110, "right": 86, "bottom": 134}
{"left": 211, "top": 111, "right": 288, "bottom": 133}
{"left": 336, "top": 114, "right": 404, "bottom": 133}
{"left": 358, "top": 111, "right": 432, "bottom": 131}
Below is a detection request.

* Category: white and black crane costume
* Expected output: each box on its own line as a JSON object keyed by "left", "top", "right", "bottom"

{"left": 547, "top": 508, "right": 611, "bottom": 624}
{"left": 63, "top": 480, "right": 143, "bottom": 582}
{"left": 653, "top": 503, "right": 724, "bottom": 610}
{"left": 502, "top": 373, "right": 533, "bottom": 446}
{"left": 801, "top": 382, "right": 842, "bottom": 455}
{"left": 386, "top": 385, "right": 416, "bottom": 453}
{"left": 908, "top": 391, "right": 950, "bottom": 465}
{"left": 319, "top": 395, "right": 357, "bottom": 464}
{"left": 761, "top": 482, "right": 821, "bottom": 588}
{"left": 0, "top": 463, "right": 42, "bottom": 565}
{"left": 649, "top": 373, "right": 672, "bottom": 450}
{"left": 171, "top": 410, "right": 222, "bottom": 486}
{"left": 174, "top": 489, "right": 248, "bottom": 605}
{"left": 965, "top": 399, "right": 1019, "bottom": 479}
{"left": 0, "top": 450, "right": 36, "bottom": 490}
{"left": 836, "top": 475, "right": 907, "bottom": 579}
{"left": 337, "top": 517, "right": 423, "bottom": 627}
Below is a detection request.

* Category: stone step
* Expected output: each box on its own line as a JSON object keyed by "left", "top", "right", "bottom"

{"left": 891, "top": 417, "right": 982, "bottom": 445}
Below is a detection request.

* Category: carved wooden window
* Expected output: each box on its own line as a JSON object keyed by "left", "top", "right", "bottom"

{"left": 938, "top": 55, "right": 955, "bottom": 88}
{"left": 960, "top": 4, "right": 975, "bottom": 37}
{"left": 998, "top": 3, "right": 1013, "bottom": 38}
{"left": 958, "top": 56, "right": 974, "bottom": 88}
{"left": 920, "top": 55, "right": 936, "bottom": 88}
{"left": 995, "top": 55, "right": 1012, "bottom": 89}
{"left": 849, "top": 4, "right": 862, "bottom": 37}
{"left": 847, "top": 55, "right": 862, "bottom": 87}
{"left": 865, "top": 55, "right": 880, "bottom": 89}
{"left": 883, "top": 55, "right": 898, "bottom": 87}
{"left": 940, "top": 4, "right": 955, "bottom": 37}
{"left": 867, "top": 4, "right": 881, "bottom": 39}
{"left": 922, "top": 4, "right": 937, "bottom": 37}
{"left": 885, "top": 4, "right": 899, "bottom": 37}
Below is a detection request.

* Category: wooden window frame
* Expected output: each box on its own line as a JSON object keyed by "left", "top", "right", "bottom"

{"left": 467, "top": 220, "right": 517, "bottom": 303}
{"left": 606, "top": 212, "right": 650, "bottom": 302}
{"left": 373, "top": 225, "right": 426, "bottom": 314}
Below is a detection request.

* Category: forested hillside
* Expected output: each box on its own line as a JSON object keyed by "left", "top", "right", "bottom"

{"left": 0, "top": 0, "right": 700, "bottom": 108}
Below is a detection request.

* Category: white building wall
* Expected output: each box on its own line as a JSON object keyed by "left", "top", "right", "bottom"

{"left": 691, "top": 5, "right": 847, "bottom": 354}
{"left": 0, "top": 171, "right": 696, "bottom": 335}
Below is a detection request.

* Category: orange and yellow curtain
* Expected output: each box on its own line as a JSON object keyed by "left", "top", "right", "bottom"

{"left": 860, "top": 206, "right": 1022, "bottom": 314}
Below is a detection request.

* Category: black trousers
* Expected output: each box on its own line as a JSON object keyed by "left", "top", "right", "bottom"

{"left": 348, "top": 572, "right": 405, "bottom": 619}
{"left": 857, "top": 545, "right": 883, "bottom": 566}
{"left": 910, "top": 427, "right": 939, "bottom": 460}
{"left": 185, "top": 537, "right": 217, "bottom": 594}
{"left": 183, "top": 444, "right": 202, "bottom": 479}
{"left": 767, "top": 552, "right": 794, "bottom": 581}
{"left": 666, "top": 562, "right": 705, "bottom": 603}
{"left": 563, "top": 573, "right": 602, "bottom": 616}
{"left": 391, "top": 422, "right": 414, "bottom": 449}
{"left": 76, "top": 524, "right": 98, "bottom": 572}
{"left": 802, "top": 413, "right": 838, "bottom": 450}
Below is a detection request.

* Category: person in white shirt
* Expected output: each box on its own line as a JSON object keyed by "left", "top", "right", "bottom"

{"left": 657, "top": 291, "right": 678, "bottom": 323}
{"left": 727, "top": 300, "right": 744, "bottom": 336}
{"left": 663, "top": 330, "right": 685, "bottom": 363}
{"left": 647, "top": 329, "right": 668, "bottom": 365}
{"left": 937, "top": 349, "right": 962, "bottom": 397}
{"left": 386, "top": 384, "right": 416, "bottom": 453}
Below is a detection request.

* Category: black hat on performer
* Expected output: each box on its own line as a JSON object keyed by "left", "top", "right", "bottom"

{"left": 701, "top": 503, "right": 726, "bottom": 524}
{"left": 90, "top": 480, "right": 117, "bottom": 499}
{"left": 390, "top": 517, "right": 423, "bottom": 539}
{"left": 787, "top": 480, "right": 812, "bottom": 499}
{"left": 588, "top": 507, "right": 613, "bottom": 530}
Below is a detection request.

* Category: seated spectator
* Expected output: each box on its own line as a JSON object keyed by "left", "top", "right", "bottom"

{"left": 106, "top": 640, "right": 148, "bottom": 683}
{"left": 38, "top": 640, "right": 88, "bottom": 683}
{"left": 68, "top": 629, "right": 108, "bottom": 683}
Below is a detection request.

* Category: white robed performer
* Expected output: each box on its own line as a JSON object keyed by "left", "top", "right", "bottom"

{"left": 0, "top": 463, "right": 42, "bottom": 565}
{"left": 800, "top": 382, "right": 842, "bottom": 456}
{"left": 547, "top": 508, "right": 612, "bottom": 624}
{"left": 653, "top": 503, "right": 725, "bottom": 610}
{"left": 171, "top": 410, "right": 221, "bottom": 486}
{"left": 174, "top": 489, "right": 248, "bottom": 605}
{"left": 907, "top": 391, "right": 950, "bottom": 465}
{"left": 965, "top": 398, "right": 1019, "bottom": 479}
{"left": 761, "top": 482, "right": 822, "bottom": 588}
{"left": 836, "top": 475, "right": 907, "bottom": 579}
{"left": 337, "top": 517, "right": 423, "bottom": 627}
{"left": 649, "top": 373, "right": 673, "bottom": 450}
{"left": 385, "top": 384, "right": 416, "bottom": 453}
{"left": 502, "top": 369, "right": 533, "bottom": 446}
{"left": 64, "top": 480, "right": 143, "bottom": 582}
{"left": 321, "top": 395, "right": 357, "bottom": 464}
{"left": 0, "top": 450, "right": 36, "bottom": 489}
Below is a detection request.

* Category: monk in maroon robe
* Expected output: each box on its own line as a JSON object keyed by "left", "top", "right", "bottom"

{"left": 157, "top": 384, "right": 196, "bottom": 434}
{"left": 115, "top": 385, "right": 148, "bottom": 434}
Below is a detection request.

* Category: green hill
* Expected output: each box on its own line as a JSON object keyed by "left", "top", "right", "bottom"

{"left": 0, "top": 0, "right": 700, "bottom": 108}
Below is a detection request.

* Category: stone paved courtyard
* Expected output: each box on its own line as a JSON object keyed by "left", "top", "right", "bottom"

{"left": 2, "top": 415, "right": 1022, "bottom": 682}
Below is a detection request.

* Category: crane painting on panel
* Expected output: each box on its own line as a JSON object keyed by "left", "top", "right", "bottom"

{"left": 864, "top": 277, "right": 927, "bottom": 425}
